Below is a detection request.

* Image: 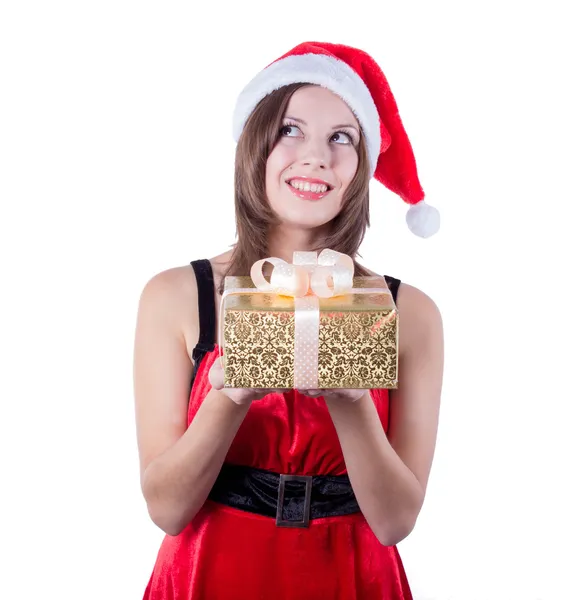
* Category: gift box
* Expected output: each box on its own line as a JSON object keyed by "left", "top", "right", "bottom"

{"left": 220, "top": 250, "right": 399, "bottom": 390}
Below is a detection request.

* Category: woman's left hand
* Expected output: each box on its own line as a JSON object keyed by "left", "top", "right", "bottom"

{"left": 298, "top": 389, "right": 366, "bottom": 403}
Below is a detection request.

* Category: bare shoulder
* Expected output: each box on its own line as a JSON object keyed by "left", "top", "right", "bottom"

{"left": 395, "top": 282, "right": 443, "bottom": 351}
{"left": 139, "top": 264, "right": 197, "bottom": 303}
{"left": 395, "top": 281, "right": 442, "bottom": 316}
{"left": 359, "top": 262, "right": 443, "bottom": 344}
{"left": 137, "top": 249, "right": 234, "bottom": 358}
{"left": 137, "top": 264, "right": 200, "bottom": 356}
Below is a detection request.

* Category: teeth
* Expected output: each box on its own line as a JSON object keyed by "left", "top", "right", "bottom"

{"left": 289, "top": 180, "right": 328, "bottom": 193}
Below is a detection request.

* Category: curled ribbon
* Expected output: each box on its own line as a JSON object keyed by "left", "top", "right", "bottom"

{"left": 249, "top": 248, "right": 355, "bottom": 299}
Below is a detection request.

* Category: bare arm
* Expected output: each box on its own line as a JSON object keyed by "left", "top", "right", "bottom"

{"left": 133, "top": 267, "right": 280, "bottom": 535}
{"left": 326, "top": 393, "right": 424, "bottom": 546}
{"left": 133, "top": 268, "right": 250, "bottom": 536}
{"left": 325, "top": 283, "right": 444, "bottom": 546}
{"left": 141, "top": 388, "right": 250, "bottom": 536}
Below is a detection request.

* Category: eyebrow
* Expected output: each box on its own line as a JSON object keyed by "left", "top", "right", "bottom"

{"left": 284, "top": 116, "right": 360, "bottom": 132}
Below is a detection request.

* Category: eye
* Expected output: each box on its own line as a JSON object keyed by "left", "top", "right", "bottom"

{"left": 330, "top": 131, "right": 354, "bottom": 145}
{"left": 280, "top": 124, "right": 302, "bottom": 137}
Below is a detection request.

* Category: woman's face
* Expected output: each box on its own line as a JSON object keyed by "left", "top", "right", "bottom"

{"left": 265, "top": 85, "right": 361, "bottom": 231}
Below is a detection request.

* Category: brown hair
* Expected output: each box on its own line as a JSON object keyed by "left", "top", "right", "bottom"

{"left": 220, "top": 83, "right": 372, "bottom": 292}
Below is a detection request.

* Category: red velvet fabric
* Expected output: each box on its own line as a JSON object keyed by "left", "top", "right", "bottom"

{"left": 143, "top": 345, "right": 413, "bottom": 599}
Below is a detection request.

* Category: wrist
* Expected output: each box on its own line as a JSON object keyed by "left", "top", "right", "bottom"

{"left": 326, "top": 390, "right": 369, "bottom": 405}
{"left": 325, "top": 392, "right": 370, "bottom": 422}
{"left": 210, "top": 388, "right": 253, "bottom": 411}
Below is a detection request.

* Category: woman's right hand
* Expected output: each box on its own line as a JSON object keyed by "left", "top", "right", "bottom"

{"left": 208, "top": 356, "right": 289, "bottom": 405}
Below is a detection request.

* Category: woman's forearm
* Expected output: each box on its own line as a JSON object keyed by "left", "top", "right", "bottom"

{"left": 141, "top": 389, "right": 250, "bottom": 535}
{"left": 326, "top": 393, "right": 423, "bottom": 546}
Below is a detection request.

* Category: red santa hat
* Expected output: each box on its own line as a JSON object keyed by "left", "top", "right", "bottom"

{"left": 233, "top": 41, "right": 440, "bottom": 238}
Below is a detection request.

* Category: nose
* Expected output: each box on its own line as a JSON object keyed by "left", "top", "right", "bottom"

{"left": 299, "top": 138, "right": 330, "bottom": 170}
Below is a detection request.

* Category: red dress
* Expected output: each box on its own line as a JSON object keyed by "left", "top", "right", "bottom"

{"left": 142, "top": 261, "right": 413, "bottom": 600}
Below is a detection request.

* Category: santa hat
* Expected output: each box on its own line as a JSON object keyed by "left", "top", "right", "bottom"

{"left": 233, "top": 41, "right": 440, "bottom": 238}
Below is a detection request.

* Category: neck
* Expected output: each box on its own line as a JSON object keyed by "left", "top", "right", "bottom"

{"left": 266, "top": 224, "right": 327, "bottom": 262}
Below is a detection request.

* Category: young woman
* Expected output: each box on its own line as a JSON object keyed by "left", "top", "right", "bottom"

{"left": 134, "top": 41, "right": 444, "bottom": 600}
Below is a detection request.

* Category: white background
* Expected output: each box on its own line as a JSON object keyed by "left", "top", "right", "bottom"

{"left": 1, "top": 1, "right": 584, "bottom": 599}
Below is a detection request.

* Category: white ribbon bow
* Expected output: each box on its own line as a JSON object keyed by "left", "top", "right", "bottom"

{"left": 249, "top": 249, "right": 355, "bottom": 299}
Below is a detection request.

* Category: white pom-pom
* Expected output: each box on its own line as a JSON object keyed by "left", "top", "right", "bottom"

{"left": 406, "top": 201, "right": 440, "bottom": 238}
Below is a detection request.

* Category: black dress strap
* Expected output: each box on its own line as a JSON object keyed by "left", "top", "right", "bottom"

{"left": 189, "top": 259, "right": 217, "bottom": 384}
{"left": 384, "top": 275, "right": 401, "bottom": 303}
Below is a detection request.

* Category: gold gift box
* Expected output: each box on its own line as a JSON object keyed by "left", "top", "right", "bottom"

{"left": 222, "top": 276, "right": 398, "bottom": 389}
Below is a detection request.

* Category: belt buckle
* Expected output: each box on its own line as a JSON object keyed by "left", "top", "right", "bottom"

{"left": 276, "top": 474, "right": 313, "bottom": 528}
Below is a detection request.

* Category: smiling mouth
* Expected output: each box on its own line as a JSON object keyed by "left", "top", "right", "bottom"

{"left": 285, "top": 178, "right": 334, "bottom": 201}
{"left": 286, "top": 177, "right": 333, "bottom": 192}
{"left": 287, "top": 183, "right": 331, "bottom": 201}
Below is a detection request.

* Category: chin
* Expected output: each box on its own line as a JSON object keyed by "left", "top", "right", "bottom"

{"left": 277, "top": 210, "right": 336, "bottom": 231}
{"left": 271, "top": 198, "right": 341, "bottom": 231}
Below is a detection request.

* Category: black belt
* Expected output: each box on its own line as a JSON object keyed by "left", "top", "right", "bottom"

{"left": 208, "top": 463, "right": 360, "bottom": 528}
